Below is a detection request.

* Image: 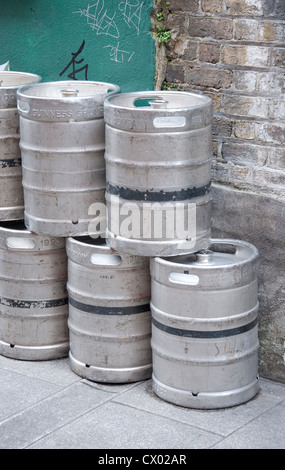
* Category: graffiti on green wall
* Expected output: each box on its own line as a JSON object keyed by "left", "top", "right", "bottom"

{"left": 0, "top": 1, "right": 155, "bottom": 92}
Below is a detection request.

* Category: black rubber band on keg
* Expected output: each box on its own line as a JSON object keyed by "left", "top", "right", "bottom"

{"left": 0, "top": 158, "right": 21, "bottom": 168}
{"left": 0, "top": 297, "right": 68, "bottom": 309}
{"left": 69, "top": 296, "right": 150, "bottom": 315}
{"left": 152, "top": 317, "right": 258, "bottom": 339}
{"left": 106, "top": 182, "right": 211, "bottom": 202}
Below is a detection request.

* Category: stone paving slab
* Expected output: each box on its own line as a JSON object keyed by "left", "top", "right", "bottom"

{"left": 0, "top": 357, "right": 284, "bottom": 449}
{"left": 0, "top": 382, "right": 114, "bottom": 449}
{"left": 212, "top": 399, "right": 285, "bottom": 449}
{"left": 0, "top": 355, "right": 79, "bottom": 387}
{"left": 0, "top": 368, "right": 60, "bottom": 422}
{"left": 27, "top": 401, "right": 223, "bottom": 450}
{"left": 113, "top": 378, "right": 285, "bottom": 437}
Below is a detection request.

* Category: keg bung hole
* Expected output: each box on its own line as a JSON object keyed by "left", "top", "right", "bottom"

{"left": 10, "top": 344, "right": 15, "bottom": 349}
{"left": 85, "top": 364, "right": 91, "bottom": 368}
{"left": 134, "top": 97, "right": 157, "bottom": 107}
{"left": 192, "top": 392, "right": 199, "bottom": 397}
{"left": 72, "top": 220, "right": 79, "bottom": 225}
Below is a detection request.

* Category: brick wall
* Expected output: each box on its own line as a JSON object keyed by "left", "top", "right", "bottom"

{"left": 152, "top": 1, "right": 285, "bottom": 383}
{"left": 156, "top": 0, "right": 285, "bottom": 197}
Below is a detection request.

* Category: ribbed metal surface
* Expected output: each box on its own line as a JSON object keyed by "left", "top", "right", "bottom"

{"left": 0, "top": 221, "right": 68, "bottom": 360}
{"left": 150, "top": 239, "right": 260, "bottom": 409}
{"left": 66, "top": 236, "right": 152, "bottom": 383}
{"left": 0, "top": 72, "right": 41, "bottom": 221}
{"left": 17, "top": 81, "right": 120, "bottom": 237}
{"left": 104, "top": 91, "right": 213, "bottom": 257}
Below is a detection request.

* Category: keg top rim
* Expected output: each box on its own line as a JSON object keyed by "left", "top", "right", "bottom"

{"left": 155, "top": 239, "right": 259, "bottom": 269}
{"left": 17, "top": 80, "right": 120, "bottom": 100}
{"left": 0, "top": 220, "right": 29, "bottom": 234}
{"left": 105, "top": 90, "right": 213, "bottom": 111}
{"left": 0, "top": 71, "right": 42, "bottom": 89}
{"left": 70, "top": 235, "right": 109, "bottom": 248}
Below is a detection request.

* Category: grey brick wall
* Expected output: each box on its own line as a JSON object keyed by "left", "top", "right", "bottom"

{"left": 152, "top": 0, "right": 285, "bottom": 383}
{"left": 153, "top": 0, "right": 285, "bottom": 198}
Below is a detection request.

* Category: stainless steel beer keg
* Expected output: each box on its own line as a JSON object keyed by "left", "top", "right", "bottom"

{"left": 0, "top": 72, "right": 41, "bottom": 221}
{"left": 66, "top": 236, "right": 152, "bottom": 383}
{"left": 104, "top": 91, "right": 213, "bottom": 257}
{"left": 17, "top": 81, "right": 120, "bottom": 237}
{"left": 150, "top": 239, "right": 260, "bottom": 409}
{"left": 0, "top": 221, "right": 69, "bottom": 360}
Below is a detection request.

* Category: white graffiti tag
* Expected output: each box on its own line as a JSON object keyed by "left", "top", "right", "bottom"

{"left": 104, "top": 42, "right": 135, "bottom": 63}
{"left": 118, "top": 0, "right": 144, "bottom": 34}
{"left": 74, "top": 1, "right": 120, "bottom": 38}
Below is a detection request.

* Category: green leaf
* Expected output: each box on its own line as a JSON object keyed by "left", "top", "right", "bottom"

{"left": 0, "top": 61, "right": 10, "bottom": 71}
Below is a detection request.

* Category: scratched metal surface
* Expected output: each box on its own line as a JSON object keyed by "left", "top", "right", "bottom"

{"left": 0, "top": 72, "right": 41, "bottom": 221}
{"left": 66, "top": 235, "right": 152, "bottom": 383}
{"left": 0, "top": 221, "right": 69, "bottom": 360}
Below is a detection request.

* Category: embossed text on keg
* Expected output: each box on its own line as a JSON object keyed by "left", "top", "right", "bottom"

{"left": 32, "top": 108, "right": 73, "bottom": 119}
{"left": 109, "top": 114, "right": 149, "bottom": 130}
{"left": 76, "top": 106, "right": 104, "bottom": 118}
{"left": 40, "top": 238, "right": 64, "bottom": 247}
{"left": 0, "top": 94, "right": 16, "bottom": 105}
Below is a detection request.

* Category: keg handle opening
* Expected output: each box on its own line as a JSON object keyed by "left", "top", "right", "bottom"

{"left": 17, "top": 100, "right": 30, "bottom": 114}
{"left": 169, "top": 272, "right": 200, "bottom": 286}
{"left": 90, "top": 253, "right": 122, "bottom": 267}
{"left": 60, "top": 89, "right": 79, "bottom": 97}
{"left": 153, "top": 116, "right": 186, "bottom": 128}
{"left": 6, "top": 237, "right": 36, "bottom": 250}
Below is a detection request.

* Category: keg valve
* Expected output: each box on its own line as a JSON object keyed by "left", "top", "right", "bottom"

{"left": 196, "top": 250, "right": 214, "bottom": 263}
{"left": 150, "top": 98, "right": 169, "bottom": 109}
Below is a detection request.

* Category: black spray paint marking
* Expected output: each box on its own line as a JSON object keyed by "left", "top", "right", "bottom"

{"left": 60, "top": 40, "right": 89, "bottom": 80}
{"left": 106, "top": 182, "right": 212, "bottom": 202}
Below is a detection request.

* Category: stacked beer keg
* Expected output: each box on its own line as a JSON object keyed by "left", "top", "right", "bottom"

{"left": 0, "top": 73, "right": 260, "bottom": 409}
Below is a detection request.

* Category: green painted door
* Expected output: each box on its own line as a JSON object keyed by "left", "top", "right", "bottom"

{"left": 0, "top": 0, "right": 155, "bottom": 92}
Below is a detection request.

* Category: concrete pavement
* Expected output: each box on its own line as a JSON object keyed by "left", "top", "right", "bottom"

{"left": 0, "top": 355, "right": 284, "bottom": 449}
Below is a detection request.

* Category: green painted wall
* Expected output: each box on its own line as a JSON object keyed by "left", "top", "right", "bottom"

{"left": 0, "top": 0, "right": 155, "bottom": 92}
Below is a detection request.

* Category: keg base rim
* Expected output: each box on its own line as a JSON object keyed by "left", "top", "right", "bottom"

{"left": 106, "top": 230, "right": 211, "bottom": 257}
{"left": 24, "top": 213, "right": 92, "bottom": 238}
{"left": 0, "top": 207, "right": 24, "bottom": 222}
{"left": 69, "top": 352, "right": 152, "bottom": 384}
{"left": 0, "top": 340, "right": 69, "bottom": 361}
{"left": 152, "top": 374, "right": 260, "bottom": 410}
